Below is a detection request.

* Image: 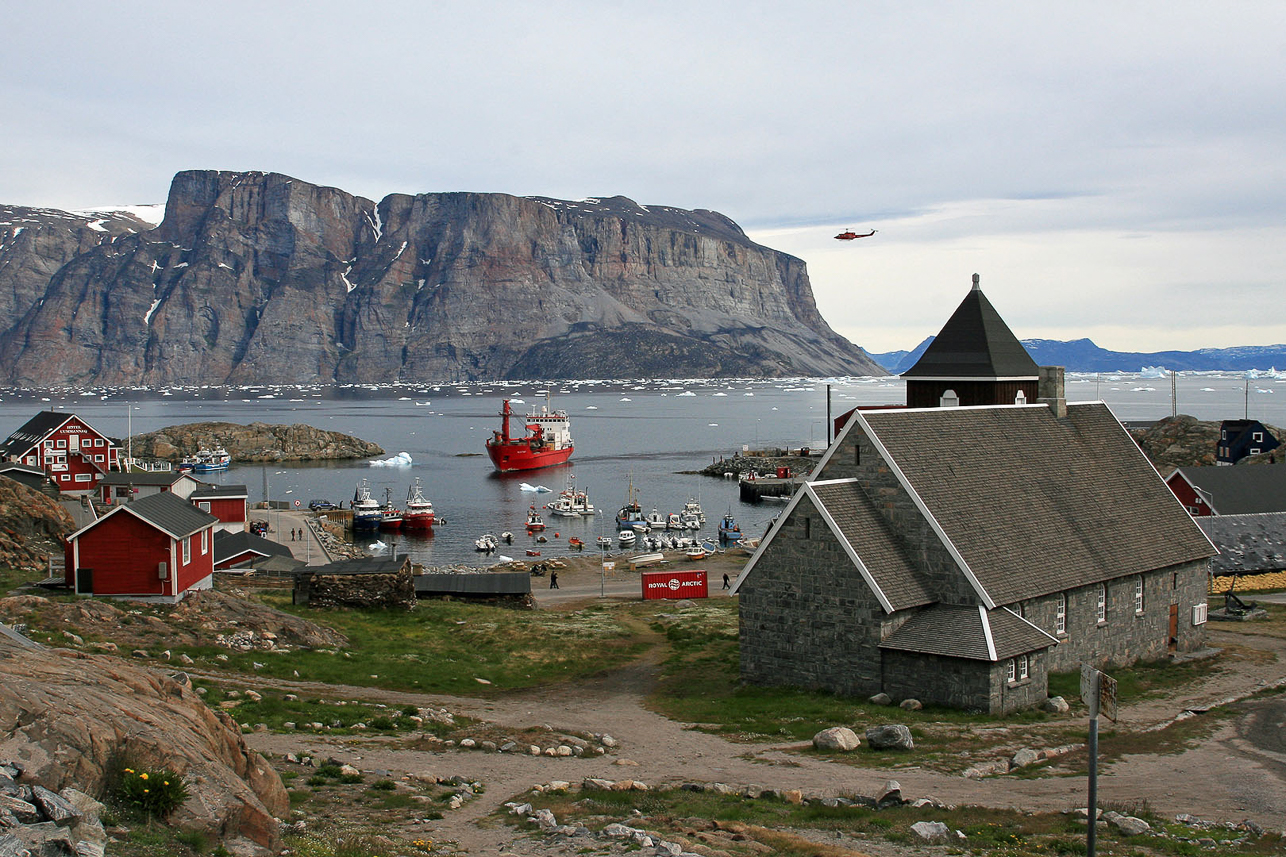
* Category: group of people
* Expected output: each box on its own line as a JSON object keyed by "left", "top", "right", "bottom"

{"left": 289, "top": 527, "right": 305, "bottom": 541}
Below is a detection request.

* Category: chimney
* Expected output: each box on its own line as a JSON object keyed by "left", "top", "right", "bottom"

{"left": 1038, "top": 366, "right": 1067, "bottom": 418}
{"left": 971, "top": 273, "right": 981, "bottom": 291}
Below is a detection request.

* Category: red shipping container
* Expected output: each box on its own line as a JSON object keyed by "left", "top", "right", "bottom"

{"left": 641, "top": 569, "right": 708, "bottom": 600}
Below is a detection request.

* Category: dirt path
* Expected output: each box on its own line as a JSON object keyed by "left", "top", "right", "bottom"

{"left": 241, "top": 600, "right": 1286, "bottom": 855}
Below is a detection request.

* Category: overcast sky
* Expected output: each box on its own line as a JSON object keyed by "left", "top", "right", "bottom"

{"left": 6, "top": 2, "right": 1284, "bottom": 354}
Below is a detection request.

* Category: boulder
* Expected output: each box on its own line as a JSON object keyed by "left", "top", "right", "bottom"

{"left": 1010, "top": 748, "right": 1041, "bottom": 769}
{"left": 865, "top": 724, "right": 915, "bottom": 750}
{"left": 811, "top": 727, "right": 861, "bottom": 752}
{"left": 868, "top": 692, "right": 892, "bottom": 706}
{"left": 911, "top": 821, "right": 951, "bottom": 842}
{"left": 0, "top": 638, "right": 286, "bottom": 851}
{"left": 1111, "top": 816, "right": 1153, "bottom": 836}
{"left": 876, "top": 780, "right": 903, "bottom": 808}
{"left": 899, "top": 698, "right": 923, "bottom": 711}
{"left": 1042, "top": 696, "right": 1070, "bottom": 714}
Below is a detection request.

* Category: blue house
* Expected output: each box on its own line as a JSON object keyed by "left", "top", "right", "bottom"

{"left": 1217, "top": 419, "right": 1280, "bottom": 465}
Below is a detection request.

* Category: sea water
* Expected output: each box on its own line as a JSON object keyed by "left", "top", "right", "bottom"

{"left": 1, "top": 371, "right": 1281, "bottom": 567}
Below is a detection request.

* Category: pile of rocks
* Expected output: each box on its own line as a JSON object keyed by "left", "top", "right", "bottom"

{"left": 0, "top": 761, "right": 107, "bottom": 857}
{"left": 811, "top": 723, "right": 915, "bottom": 752}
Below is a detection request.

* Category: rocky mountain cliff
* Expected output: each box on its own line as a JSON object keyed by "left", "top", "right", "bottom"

{"left": 0, "top": 172, "right": 881, "bottom": 386}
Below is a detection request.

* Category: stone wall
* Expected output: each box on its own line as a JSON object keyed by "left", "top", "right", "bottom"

{"left": 739, "top": 496, "right": 887, "bottom": 696}
{"left": 1008, "top": 559, "right": 1209, "bottom": 674}
{"left": 293, "top": 564, "right": 416, "bottom": 610}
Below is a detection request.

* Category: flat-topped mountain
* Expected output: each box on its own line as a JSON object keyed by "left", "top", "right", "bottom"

{"left": 0, "top": 172, "right": 882, "bottom": 386}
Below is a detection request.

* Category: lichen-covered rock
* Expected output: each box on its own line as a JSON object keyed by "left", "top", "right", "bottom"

{"left": 0, "top": 477, "right": 76, "bottom": 571}
{"left": 865, "top": 724, "right": 915, "bottom": 750}
{"left": 0, "top": 637, "right": 287, "bottom": 851}
{"left": 126, "top": 422, "right": 383, "bottom": 462}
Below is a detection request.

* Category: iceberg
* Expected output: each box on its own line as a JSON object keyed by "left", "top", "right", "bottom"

{"left": 371, "top": 451, "right": 413, "bottom": 467}
{"left": 520, "top": 483, "right": 552, "bottom": 493}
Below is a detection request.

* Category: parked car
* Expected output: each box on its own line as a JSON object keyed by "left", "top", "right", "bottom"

{"left": 308, "top": 499, "right": 338, "bottom": 511}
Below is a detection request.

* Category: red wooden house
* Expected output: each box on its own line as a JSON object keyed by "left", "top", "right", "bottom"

{"left": 64, "top": 492, "right": 219, "bottom": 602}
{"left": 190, "top": 484, "right": 249, "bottom": 534}
{"left": 0, "top": 410, "right": 121, "bottom": 494}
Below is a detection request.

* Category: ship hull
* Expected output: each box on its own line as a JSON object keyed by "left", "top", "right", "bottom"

{"left": 486, "top": 442, "right": 574, "bottom": 473}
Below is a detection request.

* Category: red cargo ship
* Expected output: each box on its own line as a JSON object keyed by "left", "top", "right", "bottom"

{"left": 485, "top": 397, "right": 574, "bottom": 473}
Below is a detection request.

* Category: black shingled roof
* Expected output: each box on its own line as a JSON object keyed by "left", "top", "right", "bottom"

{"left": 900, "top": 279, "right": 1040, "bottom": 379}
{"left": 0, "top": 410, "right": 75, "bottom": 458}
{"left": 1198, "top": 512, "right": 1286, "bottom": 575}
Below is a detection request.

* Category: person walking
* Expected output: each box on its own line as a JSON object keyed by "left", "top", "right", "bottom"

{"left": 550, "top": 570, "right": 559, "bottom": 589}
{"left": 722, "top": 572, "right": 730, "bottom": 590}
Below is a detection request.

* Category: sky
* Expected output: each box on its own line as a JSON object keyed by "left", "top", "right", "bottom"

{"left": 5, "top": 2, "right": 1285, "bottom": 355}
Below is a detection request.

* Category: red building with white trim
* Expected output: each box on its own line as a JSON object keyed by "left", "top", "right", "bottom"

{"left": 64, "top": 492, "right": 218, "bottom": 602}
{"left": 0, "top": 410, "right": 121, "bottom": 494}
{"left": 190, "top": 484, "right": 249, "bottom": 534}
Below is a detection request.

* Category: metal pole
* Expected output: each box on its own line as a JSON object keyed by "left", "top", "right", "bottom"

{"left": 826, "top": 383, "right": 832, "bottom": 445}
{"left": 1087, "top": 670, "right": 1100, "bottom": 857}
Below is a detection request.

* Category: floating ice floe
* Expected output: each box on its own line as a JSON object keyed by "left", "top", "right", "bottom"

{"left": 520, "top": 483, "right": 552, "bottom": 493}
{"left": 371, "top": 451, "right": 413, "bottom": 467}
{"left": 368, "top": 541, "right": 387, "bottom": 552}
{"left": 620, "top": 397, "right": 632, "bottom": 402}
{"left": 586, "top": 405, "right": 598, "bottom": 410}
{"left": 677, "top": 390, "right": 696, "bottom": 397}
{"left": 1138, "top": 366, "right": 1168, "bottom": 379}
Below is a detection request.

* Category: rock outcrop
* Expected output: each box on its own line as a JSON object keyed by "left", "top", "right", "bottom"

{"left": 0, "top": 171, "right": 883, "bottom": 385}
{"left": 126, "top": 421, "right": 384, "bottom": 462}
{"left": 0, "top": 635, "right": 288, "bottom": 851}
{"left": 0, "top": 476, "right": 76, "bottom": 571}
{"left": 1131, "top": 415, "right": 1284, "bottom": 471}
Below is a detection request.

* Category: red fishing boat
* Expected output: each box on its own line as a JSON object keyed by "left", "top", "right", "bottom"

{"left": 485, "top": 396, "right": 574, "bottom": 472}
{"left": 402, "top": 478, "right": 435, "bottom": 530}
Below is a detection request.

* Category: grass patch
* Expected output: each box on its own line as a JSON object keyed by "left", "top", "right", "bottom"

{"left": 185, "top": 595, "right": 647, "bottom": 694}
{"left": 1047, "top": 655, "right": 1225, "bottom": 710}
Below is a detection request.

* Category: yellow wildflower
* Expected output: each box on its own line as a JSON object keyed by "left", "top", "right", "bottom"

{"left": 140, "top": 773, "right": 148, "bottom": 780}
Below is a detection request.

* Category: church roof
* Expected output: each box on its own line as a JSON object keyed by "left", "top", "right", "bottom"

{"left": 900, "top": 275, "right": 1040, "bottom": 380}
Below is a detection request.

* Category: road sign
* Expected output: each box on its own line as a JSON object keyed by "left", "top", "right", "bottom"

{"left": 294, "top": 499, "right": 301, "bottom": 507}
{"left": 1080, "top": 664, "right": 1118, "bottom": 722}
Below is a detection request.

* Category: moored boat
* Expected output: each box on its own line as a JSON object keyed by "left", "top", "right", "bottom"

{"left": 718, "top": 511, "right": 742, "bottom": 541}
{"left": 485, "top": 396, "right": 574, "bottom": 473}
{"left": 568, "top": 536, "right": 585, "bottom": 550}
{"left": 191, "top": 447, "right": 232, "bottom": 472}
{"left": 615, "top": 478, "right": 646, "bottom": 530}
{"left": 645, "top": 509, "right": 666, "bottom": 530}
{"left": 351, "top": 480, "right": 382, "bottom": 530}
{"left": 547, "top": 495, "right": 581, "bottom": 518}
{"left": 525, "top": 507, "right": 546, "bottom": 531}
{"left": 617, "top": 529, "right": 637, "bottom": 547}
{"left": 685, "top": 545, "right": 707, "bottom": 560}
{"left": 403, "top": 478, "right": 435, "bottom": 529}
{"left": 629, "top": 552, "right": 665, "bottom": 568}
{"left": 378, "top": 488, "right": 403, "bottom": 530}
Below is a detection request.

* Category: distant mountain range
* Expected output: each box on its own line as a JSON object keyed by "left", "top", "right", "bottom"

{"left": 869, "top": 337, "right": 1286, "bottom": 375}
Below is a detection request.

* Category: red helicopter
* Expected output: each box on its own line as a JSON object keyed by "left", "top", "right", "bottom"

{"left": 834, "top": 228, "right": 877, "bottom": 240}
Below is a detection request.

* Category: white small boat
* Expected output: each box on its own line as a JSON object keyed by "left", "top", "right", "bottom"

{"left": 617, "top": 529, "right": 637, "bottom": 547}
{"left": 645, "top": 509, "right": 667, "bottom": 529}
{"left": 685, "top": 546, "right": 707, "bottom": 560}
{"left": 596, "top": 535, "right": 613, "bottom": 547}
{"left": 665, "top": 512, "right": 684, "bottom": 530}
{"left": 475, "top": 534, "right": 498, "bottom": 552}
{"left": 629, "top": 552, "right": 665, "bottom": 568}
{"left": 547, "top": 496, "right": 581, "bottom": 518}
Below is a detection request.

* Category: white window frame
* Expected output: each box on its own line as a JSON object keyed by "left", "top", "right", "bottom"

{"left": 198, "top": 501, "right": 211, "bottom": 512}
{"left": 182, "top": 537, "right": 191, "bottom": 565}
{"left": 1015, "top": 389, "right": 1027, "bottom": 405}
{"left": 1253, "top": 431, "right": 1263, "bottom": 442}
{"left": 1193, "top": 602, "right": 1208, "bottom": 625}
{"left": 1006, "top": 659, "right": 1016, "bottom": 683}
{"left": 940, "top": 389, "right": 960, "bottom": 407}
{"left": 200, "top": 528, "right": 208, "bottom": 555}
{"left": 1134, "top": 576, "right": 1144, "bottom": 614}
{"left": 74, "top": 473, "right": 92, "bottom": 482}
{"left": 1096, "top": 583, "right": 1107, "bottom": 624}
{"left": 1056, "top": 593, "right": 1067, "bottom": 636}
{"left": 1018, "top": 654, "right": 1029, "bottom": 680}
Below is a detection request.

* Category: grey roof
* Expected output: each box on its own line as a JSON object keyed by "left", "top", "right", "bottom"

{"left": 1173, "top": 463, "right": 1286, "bottom": 515}
{"left": 191, "top": 484, "right": 249, "bottom": 499}
{"left": 213, "top": 529, "right": 294, "bottom": 563}
{"left": 0, "top": 410, "right": 73, "bottom": 458}
{"left": 100, "top": 471, "right": 187, "bottom": 487}
{"left": 856, "top": 402, "right": 1215, "bottom": 606}
{"left": 309, "top": 557, "right": 408, "bottom": 575}
{"left": 118, "top": 491, "right": 219, "bottom": 538}
{"left": 901, "top": 281, "right": 1040, "bottom": 379}
{"left": 879, "top": 604, "right": 1056, "bottom": 661}
{"left": 251, "top": 554, "right": 308, "bottom": 573}
{"left": 1198, "top": 512, "right": 1286, "bottom": 575}
{"left": 809, "top": 480, "right": 934, "bottom": 611}
{"left": 415, "top": 572, "right": 532, "bottom": 596}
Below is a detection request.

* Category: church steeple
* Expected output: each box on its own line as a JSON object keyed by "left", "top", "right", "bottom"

{"left": 901, "top": 274, "right": 1039, "bottom": 408}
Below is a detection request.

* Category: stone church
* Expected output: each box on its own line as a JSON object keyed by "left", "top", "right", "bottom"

{"left": 732, "top": 276, "right": 1215, "bottom": 712}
